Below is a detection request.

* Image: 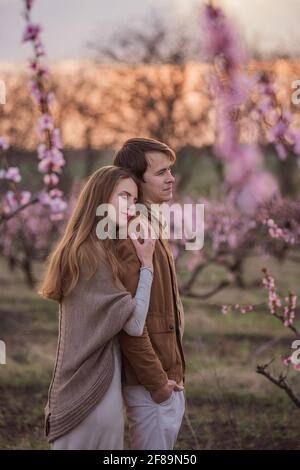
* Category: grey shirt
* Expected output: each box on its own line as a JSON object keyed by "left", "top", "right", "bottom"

{"left": 123, "top": 266, "right": 153, "bottom": 336}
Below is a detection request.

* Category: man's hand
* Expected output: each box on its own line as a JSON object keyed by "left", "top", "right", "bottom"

{"left": 150, "top": 379, "right": 184, "bottom": 404}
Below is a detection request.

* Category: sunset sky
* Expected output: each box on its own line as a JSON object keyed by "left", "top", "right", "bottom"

{"left": 0, "top": 0, "right": 299, "bottom": 62}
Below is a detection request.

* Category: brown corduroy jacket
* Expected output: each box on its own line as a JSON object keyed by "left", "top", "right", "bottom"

{"left": 116, "top": 219, "right": 186, "bottom": 392}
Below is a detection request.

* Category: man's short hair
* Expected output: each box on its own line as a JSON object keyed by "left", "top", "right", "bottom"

{"left": 113, "top": 137, "right": 176, "bottom": 181}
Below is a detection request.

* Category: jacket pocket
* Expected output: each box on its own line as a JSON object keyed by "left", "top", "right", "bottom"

{"left": 146, "top": 314, "right": 176, "bottom": 371}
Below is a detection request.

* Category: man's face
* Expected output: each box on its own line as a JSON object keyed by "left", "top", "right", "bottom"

{"left": 142, "top": 151, "right": 175, "bottom": 204}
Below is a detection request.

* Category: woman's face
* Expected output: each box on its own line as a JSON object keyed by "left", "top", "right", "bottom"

{"left": 108, "top": 177, "right": 138, "bottom": 227}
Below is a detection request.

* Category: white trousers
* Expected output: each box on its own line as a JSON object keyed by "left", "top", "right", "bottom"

{"left": 51, "top": 339, "right": 185, "bottom": 451}
{"left": 51, "top": 339, "right": 124, "bottom": 450}
{"left": 123, "top": 385, "right": 185, "bottom": 450}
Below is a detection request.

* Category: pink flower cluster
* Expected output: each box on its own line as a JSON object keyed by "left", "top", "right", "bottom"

{"left": 283, "top": 293, "right": 297, "bottom": 327}
{"left": 262, "top": 268, "right": 297, "bottom": 326}
{"left": 263, "top": 218, "right": 295, "bottom": 245}
{"left": 22, "top": 1, "right": 45, "bottom": 56}
{"left": 255, "top": 73, "right": 300, "bottom": 162}
{"left": 282, "top": 356, "right": 300, "bottom": 372}
{"left": 1, "top": 200, "right": 63, "bottom": 260}
{"left": 202, "top": 197, "right": 257, "bottom": 251}
{"left": 1, "top": 191, "right": 32, "bottom": 214}
{"left": 21, "top": 0, "right": 66, "bottom": 220}
{"left": 0, "top": 137, "right": 33, "bottom": 212}
{"left": 22, "top": 23, "right": 42, "bottom": 43}
{"left": 201, "top": 4, "right": 245, "bottom": 67}
{"left": 0, "top": 137, "right": 9, "bottom": 151}
{"left": 221, "top": 304, "right": 253, "bottom": 315}
{"left": 200, "top": 4, "right": 272, "bottom": 212}
{"left": 38, "top": 189, "right": 67, "bottom": 221}
{"left": 0, "top": 167, "right": 21, "bottom": 183}
{"left": 258, "top": 196, "right": 300, "bottom": 251}
{"left": 1, "top": 1, "right": 66, "bottom": 228}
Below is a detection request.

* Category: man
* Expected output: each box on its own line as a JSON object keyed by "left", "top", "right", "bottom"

{"left": 113, "top": 137, "right": 186, "bottom": 450}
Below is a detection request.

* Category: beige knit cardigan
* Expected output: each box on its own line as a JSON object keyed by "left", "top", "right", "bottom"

{"left": 44, "top": 256, "right": 137, "bottom": 443}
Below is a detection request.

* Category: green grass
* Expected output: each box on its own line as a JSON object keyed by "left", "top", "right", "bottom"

{"left": 0, "top": 254, "right": 300, "bottom": 449}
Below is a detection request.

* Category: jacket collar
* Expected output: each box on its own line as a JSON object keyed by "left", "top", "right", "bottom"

{"left": 144, "top": 202, "right": 173, "bottom": 260}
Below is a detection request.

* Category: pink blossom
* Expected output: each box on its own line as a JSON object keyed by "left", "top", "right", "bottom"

{"left": 22, "top": 24, "right": 42, "bottom": 42}
{"left": 0, "top": 0, "right": 67, "bottom": 226}
{"left": 37, "top": 114, "right": 54, "bottom": 135}
{"left": 37, "top": 64, "right": 48, "bottom": 76}
{"left": 5, "top": 191, "right": 18, "bottom": 210}
{"left": 37, "top": 149, "right": 65, "bottom": 174}
{"left": 221, "top": 303, "right": 253, "bottom": 315}
{"left": 48, "top": 148, "right": 65, "bottom": 170}
{"left": 293, "top": 133, "right": 300, "bottom": 155}
{"left": 200, "top": 5, "right": 268, "bottom": 211}
{"left": 282, "top": 356, "right": 292, "bottom": 366}
{"left": 49, "top": 188, "right": 63, "bottom": 198}
{"left": 225, "top": 144, "right": 262, "bottom": 186}
{"left": 34, "top": 38, "right": 46, "bottom": 57}
{"left": 38, "top": 191, "right": 67, "bottom": 217}
{"left": 236, "top": 172, "right": 278, "bottom": 215}
{"left": 263, "top": 218, "right": 295, "bottom": 244}
{"left": 286, "top": 130, "right": 300, "bottom": 156}
{"left": 6, "top": 167, "right": 22, "bottom": 183}
{"left": 282, "top": 355, "right": 300, "bottom": 372}
{"left": 50, "top": 212, "right": 65, "bottom": 221}
{"left": 29, "top": 60, "right": 48, "bottom": 76}
{"left": 51, "top": 128, "right": 62, "bottom": 149}
{"left": 262, "top": 268, "right": 297, "bottom": 324}
{"left": 201, "top": 4, "right": 245, "bottom": 66}
{"left": 0, "top": 137, "right": 9, "bottom": 151}
{"left": 222, "top": 305, "right": 230, "bottom": 315}
{"left": 256, "top": 72, "right": 300, "bottom": 160}
{"left": 28, "top": 59, "right": 38, "bottom": 71}
{"left": 37, "top": 143, "right": 47, "bottom": 160}
{"left": 43, "top": 173, "right": 59, "bottom": 186}
{"left": 240, "top": 305, "right": 253, "bottom": 314}
{"left": 256, "top": 96, "right": 272, "bottom": 114}
{"left": 29, "top": 80, "right": 42, "bottom": 103}
{"left": 0, "top": 167, "right": 22, "bottom": 183}
{"left": 38, "top": 157, "right": 52, "bottom": 173}
{"left": 46, "top": 92, "right": 55, "bottom": 106}
{"left": 48, "top": 197, "right": 67, "bottom": 214}
{"left": 38, "top": 191, "right": 51, "bottom": 205}
{"left": 25, "top": 0, "right": 34, "bottom": 11}
{"left": 283, "top": 293, "right": 297, "bottom": 327}
{"left": 275, "top": 142, "right": 288, "bottom": 160}
{"left": 20, "top": 191, "right": 32, "bottom": 205}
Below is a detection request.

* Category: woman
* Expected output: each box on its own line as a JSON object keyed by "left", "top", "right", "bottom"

{"left": 39, "top": 165, "right": 155, "bottom": 450}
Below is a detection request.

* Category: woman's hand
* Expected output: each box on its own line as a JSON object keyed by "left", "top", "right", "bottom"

{"left": 128, "top": 216, "right": 156, "bottom": 270}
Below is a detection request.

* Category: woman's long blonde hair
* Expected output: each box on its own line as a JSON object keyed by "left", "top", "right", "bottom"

{"left": 38, "top": 165, "right": 141, "bottom": 302}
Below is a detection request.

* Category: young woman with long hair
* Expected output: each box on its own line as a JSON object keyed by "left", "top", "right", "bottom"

{"left": 39, "top": 165, "right": 155, "bottom": 450}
